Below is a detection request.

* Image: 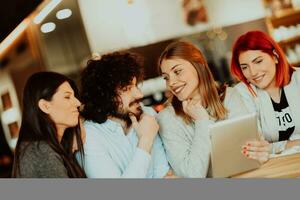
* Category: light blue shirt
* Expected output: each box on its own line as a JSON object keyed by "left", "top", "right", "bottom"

{"left": 82, "top": 107, "right": 170, "bottom": 178}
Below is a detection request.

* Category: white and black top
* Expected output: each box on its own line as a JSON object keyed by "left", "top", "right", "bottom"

{"left": 271, "top": 89, "right": 295, "bottom": 141}
{"left": 235, "top": 69, "right": 300, "bottom": 154}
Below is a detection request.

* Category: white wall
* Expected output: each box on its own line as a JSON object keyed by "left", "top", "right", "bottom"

{"left": 78, "top": 0, "right": 266, "bottom": 54}
{"left": 205, "top": 0, "right": 266, "bottom": 27}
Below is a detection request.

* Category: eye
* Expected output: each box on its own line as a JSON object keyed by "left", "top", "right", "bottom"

{"left": 240, "top": 65, "right": 248, "bottom": 70}
{"left": 162, "top": 76, "right": 169, "bottom": 81}
{"left": 65, "top": 96, "right": 71, "bottom": 99}
{"left": 174, "top": 69, "right": 182, "bottom": 75}
{"left": 255, "top": 59, "right": 263, "bottom": 64}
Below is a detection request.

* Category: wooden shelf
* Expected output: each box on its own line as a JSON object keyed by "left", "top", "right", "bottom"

{"left": 291, "top": 61, "right": 300, "bottom": 67}
{"left": 278, "top": 35, "right": 300, "bottom": 47}
{"left": 270, "top": 7, "right": 300, "bottom": 20}
{"left": 269, "top": 8, "right": 300, "bottom": 27}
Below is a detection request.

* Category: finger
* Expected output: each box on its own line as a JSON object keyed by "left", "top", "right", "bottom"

{"left": 245, "top": 140, "right": 269, "bottom": 147}
{"left": 245, "top": 150, "right": 268, "bottom": 158}
{"left": 242, "top": 145, "right": 269, "bottom": 152}
{"left": 246, "top": 151, "right": 269, "bottom": 163}
{"left": 129, "top": 113, "right": 138, "bottom": 127}
{"left": 182, "top": 100, "right": 188, "bottom": 108}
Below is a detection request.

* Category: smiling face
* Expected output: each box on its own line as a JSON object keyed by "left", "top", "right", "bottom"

{"left": 239, "top": 50, "right": 277, "bottom": 91}
{"left": 115, "top": 77, "right": 144, "bottom": 122}
{"left": 160, "top": 58, "right": 200, "bottom": 101}
{"left": 42, "top": 81, "right": 81, "bottom": 131}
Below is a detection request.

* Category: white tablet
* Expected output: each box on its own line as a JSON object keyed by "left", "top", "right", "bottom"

{"left": 209, "top": 113, "right": 261, "bottom": 178}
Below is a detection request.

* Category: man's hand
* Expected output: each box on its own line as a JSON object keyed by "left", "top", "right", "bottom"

{"left": 130, "top": 113, "right": 159, "bottom": 153}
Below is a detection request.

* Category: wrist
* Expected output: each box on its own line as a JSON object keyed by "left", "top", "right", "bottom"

{"left": 270, "top": 141, "right": 287, "bottom": 154}
{"left": 138, "top": 136, "right": 155, "bottom": 153}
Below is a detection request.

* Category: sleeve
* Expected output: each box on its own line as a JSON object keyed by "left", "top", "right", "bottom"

{"left": 224, "top": 87, "right": 251, "bottom": 118}
{"left": 83, "top": 124, "right": 151, "bottom": 178}
{"left": 150, "top": 135, "right": 170, "bottom": 178}
{"left": 157, "top": 110, "right": 214, "bottom": 178}
{"left": 234, "top": 84, "right": 263, "bottom": 134}
{"left": 19, "top": 144, "right": 68, "bottom": 178}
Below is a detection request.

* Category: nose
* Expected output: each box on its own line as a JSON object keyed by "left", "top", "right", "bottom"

{"left": 249, "top": 65, "right": 258, "bottom": 77}
{"left": 134, "top": 87, "right": 144, "bottom": 99}
{"left": 168, "top": 74, "right": 177, "bottom": 87}
{"left": 74, "top": 97, "right": 81, "bottom": 107}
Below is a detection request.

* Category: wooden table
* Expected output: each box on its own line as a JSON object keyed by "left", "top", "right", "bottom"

{"left": 232, "top": 153, "right": 300, "bottom": 178}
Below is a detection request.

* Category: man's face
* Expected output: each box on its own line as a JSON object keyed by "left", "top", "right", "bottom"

{"left": 114, "top": 77, "right": 144, "bottom": 125}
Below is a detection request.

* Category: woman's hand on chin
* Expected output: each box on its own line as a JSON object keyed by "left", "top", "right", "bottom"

{"left": 182, "top": 98, "right": 209, "bottom": 121}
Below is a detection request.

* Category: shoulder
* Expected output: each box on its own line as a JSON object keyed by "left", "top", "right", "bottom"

{"left": 224, "top": 87, "right": 241, "bottom": 103}
{"left": 83, "top": 120, "right": 107, "bottom": 145}
{"left": 234, "top": 82, "right": 251, "bottom": 94}
{"left": 157, "top": 105, "right": 176, "bottom": 121}
{"left": 141, "top": 105, "right": 157, "bottom": 116}
{"left": 291, "top": 68, "right": 300, "bottom": 83}
{"left": 18, "top": 141, "right": 67, "bottom": 178}
{"left": 20, "top": 141, "right": 58, "bottom": 159}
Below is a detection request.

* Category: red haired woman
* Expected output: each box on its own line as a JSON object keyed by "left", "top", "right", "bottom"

{"left": 231, "top": 30, "right": 300, "bottom": 163}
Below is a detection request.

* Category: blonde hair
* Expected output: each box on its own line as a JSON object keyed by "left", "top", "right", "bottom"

{"left": 158, "top": 41, "right": 227, "bottom": 123}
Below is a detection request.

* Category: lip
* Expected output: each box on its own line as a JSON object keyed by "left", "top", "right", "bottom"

{"left": 171, "top": 84, "right": 186, "bottom": 94}
{"left": 252, "top": 74, "right": 265, "bottom": 83}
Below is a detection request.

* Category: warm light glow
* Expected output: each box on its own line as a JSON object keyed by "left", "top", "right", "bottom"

{"left": 0, "top": 20, "right": 29, "bottom": 57}
{"left": 33, "top": 0, "right": 62, "bottom": 24}
{"left": 40, "top": 22, "right": 56, "bottom": 33}
{"left": 1, "top": 107, "right": 19, "bottom": 125}
{"left": 56, "top": 8, "right": 72, "bottom": 19}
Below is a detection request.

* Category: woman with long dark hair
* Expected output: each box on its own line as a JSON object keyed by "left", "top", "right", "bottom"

{"left": 12, "top": 72, "right": 86, "bottom": 178}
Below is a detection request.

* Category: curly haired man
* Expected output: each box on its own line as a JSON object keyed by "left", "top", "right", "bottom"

{"left": 79, "top": 51, "right": 171, "bottom": 178}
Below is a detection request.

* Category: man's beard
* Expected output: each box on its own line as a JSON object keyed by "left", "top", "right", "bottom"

{"left": 113, "top": 100, "right": 143, "bottom": 127}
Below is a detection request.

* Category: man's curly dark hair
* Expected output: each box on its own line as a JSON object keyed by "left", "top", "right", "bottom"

{"left": 80, "top": 51, "right": 144, "bottom": 124}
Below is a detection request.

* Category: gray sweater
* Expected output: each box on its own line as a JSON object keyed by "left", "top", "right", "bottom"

{"left": 157, "top": 87, "right": 249, "bottom": 178}
{"left": 15, "top": 141, "right": 68, "bottom": 178}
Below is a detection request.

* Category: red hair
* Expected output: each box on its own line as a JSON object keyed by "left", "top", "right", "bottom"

{"left": 231, "top": 30, "right": 294, "bottom": 96}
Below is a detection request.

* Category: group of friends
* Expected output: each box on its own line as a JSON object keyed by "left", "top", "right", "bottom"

{"left": 11, "top": 30, "right": 300, "bottom": 178}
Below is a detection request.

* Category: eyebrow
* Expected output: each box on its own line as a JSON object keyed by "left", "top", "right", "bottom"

{"left": 63, "top": 91, "right": 73, "bottom": 95}
{"left": 161, "top": 64, "right": 181, "bottom": 75}
{"left": 240, "top": 56, "right": 263, "bottom": 66}
{"left": 252, "top": 56, "right": 263, "bottom": 63}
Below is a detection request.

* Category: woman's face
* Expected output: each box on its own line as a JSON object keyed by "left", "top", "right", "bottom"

{"left": 239, "top": 50, "right": 277, "bottom": 90}
{"left": 161, "top": 58, "right": 200, "bottom": 101}
{"left": 44, "top": 81, "right": 81, "bottom": 130}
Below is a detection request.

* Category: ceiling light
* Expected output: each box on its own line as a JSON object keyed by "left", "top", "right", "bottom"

{"left": 56, "top": 8, "right": 72, "bottom": 20}
{"left": 34, "top": 0, "right": 62, "bottom": 24}
{"left": 40, "top": 22, "right": 56, "bottom": 33}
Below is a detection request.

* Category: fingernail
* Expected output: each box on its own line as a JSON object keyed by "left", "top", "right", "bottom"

{"left": 243, "top": 146, "right": 247, "bottom": 150}
{"left": 246, "top": 154, "right": 249, "bottom": 157}
{"left": 247, "top": 143, "right": 251, "bottom": 146}
{"left": 243, "top": 150, "right": 246, "bottom": 154}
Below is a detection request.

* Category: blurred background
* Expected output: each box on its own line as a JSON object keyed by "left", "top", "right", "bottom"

{"left": 1, "top": 0, "right": 300, "bottom": 177}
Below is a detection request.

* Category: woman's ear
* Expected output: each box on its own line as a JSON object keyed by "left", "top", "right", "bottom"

{"left": 38, "top": 99, "right": 51, "bottom": 114}
{"left": 273, "top": 50, "right": 279, "bottom": 64}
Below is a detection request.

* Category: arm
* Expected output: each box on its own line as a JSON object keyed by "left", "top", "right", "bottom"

{"left": 151, "top": 135, "right": 170, "bottom": 178}
{"left": 157, "top": 110, "right": 213, "bottom": 178}
{"left": 83, "top": 125, "right": 151, "bottom": 178}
